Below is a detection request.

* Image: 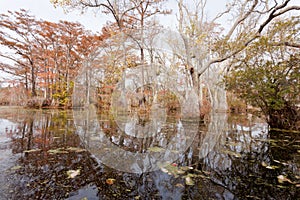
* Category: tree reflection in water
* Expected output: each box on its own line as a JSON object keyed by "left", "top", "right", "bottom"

{"left": 0, "top": 107, "right": 299, "bottom": 199}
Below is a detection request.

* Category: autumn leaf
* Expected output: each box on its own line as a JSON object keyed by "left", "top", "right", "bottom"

{"left": 67, "top": 169, "right": 80, "bottom": 178}
{"left": 106, "top": 178, "right": 116, "bottom": 185}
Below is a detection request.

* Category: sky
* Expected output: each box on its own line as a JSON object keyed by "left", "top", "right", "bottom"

{"left": 0, "top": 0, "right": 226, "bottom": 32}
{"left": 0, "top": 0, "right": 298, "bottom": 35}
{"left": 0, "top": 0, "right": 110, "bottom": 33}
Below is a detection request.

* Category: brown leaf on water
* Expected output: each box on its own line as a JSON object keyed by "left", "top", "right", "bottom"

{"left": 106, "top": 178, "right": 116, "bottom": 185}
{"left": 176, "top": 183, "right": 184, "bottom": 187}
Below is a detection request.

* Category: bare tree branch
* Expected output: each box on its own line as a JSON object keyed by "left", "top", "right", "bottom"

{"left": 272, "top": 41, "right": 300, "bottom": 48}
{"left": 0, "top": 63, "right": 27, "bottom": 79}
{"left": 258, "top": 2, "right": 299, "bottom": 33}
{"left": 226, "top": 0, "right": 258, "bottom": 39}
{"left": 201, "top": 0, "right": 300, "bottom": 75}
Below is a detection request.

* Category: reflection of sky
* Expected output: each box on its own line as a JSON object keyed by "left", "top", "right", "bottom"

{"left": 0, "top": 119, "right": 16, "bottom": 143}
{"left": 203, "top": 121, "right": 269, "bottom": 172}
{"left": 236, "top": 122, "right": 269, "bottom": 138}
{"left": 0, "top": 118, "right": 20, "bottom": 193}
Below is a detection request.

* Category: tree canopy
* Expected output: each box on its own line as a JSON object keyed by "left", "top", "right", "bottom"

{"left": 0, "top": 9, "right": 101, "bottom": 106}
{"left": 225, "top": 17, "right": 300, "bottom": 130}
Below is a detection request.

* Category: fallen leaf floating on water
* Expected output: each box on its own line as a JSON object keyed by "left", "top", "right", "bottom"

{"left": 23, "top": 149, "right": 41, "bottom": 153}
{"left": 181, "top": 166, "right": 193, "bottom": 170}
{"left": 159, "top": 163, "right": 193, "bottom": 177}
{"left": 176, "top": 183, "right": 184, "bottom": 187}
{"left": 106, "top": 178, "right": 116, "bottom": 185}
{"left": 160, "top": 167, "right": 168, "bottom": 173}
{"left": 147, "top": 146, "right": 165, "bottom": 152}
{"left": 11, "top": 165, "right": 22, "bottom": 170}
{"left": 273, "top": 160, "right": 289, "bottom": 166}
{"left": 261, "top": 161, "right": 279, "bottom": 169}
{"left": 67, "top": 169, "right": 80, "bottom": 179}
{"left": 277, "top": 175, "right": 294, "bottom": 184}
{"left": 261, "top": 161, "right": 267, "bottom": 167}
{"left": 185, "top": 176, "right": 194, "bottom": 186}
{"left": 66, "top": 147, "right": 87, "bottom": 153}
{"left": 48, "top": 148, "right": 68, "bottom": 154}
{"left": 161, "top": 164, "right": 185, "bottom": 177}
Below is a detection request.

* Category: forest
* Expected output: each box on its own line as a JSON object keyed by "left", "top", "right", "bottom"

{"left": 0, "top": 0, "right": 299, "bottom": 130}
{"left": 0, "top": 1, "right": 299, "bottom": 199}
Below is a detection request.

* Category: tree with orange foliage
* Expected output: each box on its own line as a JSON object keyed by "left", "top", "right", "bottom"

{"left": 0, "top": 9, "right": 39, "bottom": 96}
{"left": 0, "top": 9, "right": 102, "bottom": 106}
{"left": 50, "top": 0, "right": 170, "bottom": 62}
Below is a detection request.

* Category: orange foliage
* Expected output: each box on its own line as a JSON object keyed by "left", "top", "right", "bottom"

{"left": 0, "top": 9, "right": 103, "bottom": 104}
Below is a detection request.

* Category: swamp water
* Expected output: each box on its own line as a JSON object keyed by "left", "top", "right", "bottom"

{"left": 0, "top": 106, "right": 299, "bottom": 199}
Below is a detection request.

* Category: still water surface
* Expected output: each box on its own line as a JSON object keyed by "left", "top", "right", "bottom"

{"left": 0, "top": 107, "right": 299, "bottom": 199}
